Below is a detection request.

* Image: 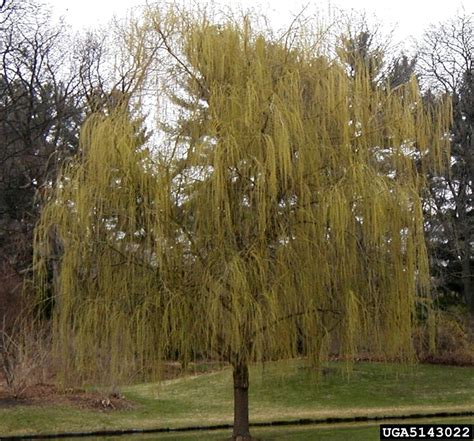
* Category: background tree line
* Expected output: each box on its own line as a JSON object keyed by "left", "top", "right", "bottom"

{"left": 0, "top": 0, "right": 145, "bottom": 325}
{"left": 0, "top": 1, "right": 472, "bottom": 351}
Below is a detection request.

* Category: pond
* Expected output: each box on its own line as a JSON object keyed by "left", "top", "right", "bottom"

{"left": 60, "top": 418, "right": 474, "bottom": 441}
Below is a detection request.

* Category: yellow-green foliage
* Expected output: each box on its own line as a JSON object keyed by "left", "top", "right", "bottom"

{"left": 34, "top": 9, "right": 451, "bottom": 385}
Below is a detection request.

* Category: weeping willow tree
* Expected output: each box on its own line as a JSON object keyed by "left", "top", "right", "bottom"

{"left": 34, "top": 8, "right": 451, "bottom": 441}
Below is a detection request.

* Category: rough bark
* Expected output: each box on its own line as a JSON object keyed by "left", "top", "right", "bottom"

{"left": 462, "top": 239, "right": 473, "bottom": 316}
{"left": 463, "top": 132, "right": 473, "bottom": 316}
{"left": 232, "top": 362, "right": 252, "bottom": 441}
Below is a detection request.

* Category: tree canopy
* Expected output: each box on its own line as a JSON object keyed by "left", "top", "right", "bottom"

{"left": 34, "top": 9, "right": 451, "bottom": 440}
{"left": 418, "top": 12, "right": 473, "bottom": 314}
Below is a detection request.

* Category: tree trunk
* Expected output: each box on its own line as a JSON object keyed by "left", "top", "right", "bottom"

{"left": 232, "top": 361, "right": 252, "bottom": 441}
{"left": 461, "top": 129, "right": 473, "bottom": 316}
{"left": 462, "top": 244, "right": 473, "bottom": 316}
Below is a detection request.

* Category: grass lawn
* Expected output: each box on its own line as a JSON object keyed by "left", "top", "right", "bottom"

{"left": 0, "top": 360, "right": 473, "bottom": 437}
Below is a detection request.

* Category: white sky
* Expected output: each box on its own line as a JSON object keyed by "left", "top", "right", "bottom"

{"left": 48, "top": 0, "right": 471, "bottom": 47}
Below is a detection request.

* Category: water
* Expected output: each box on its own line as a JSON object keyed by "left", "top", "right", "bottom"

{"left": 57, "top": 417, "right": 474, "bottom": 441}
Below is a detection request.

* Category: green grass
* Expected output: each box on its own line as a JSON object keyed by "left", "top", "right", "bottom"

{"left": 0, "top": 361, "right": 473, "bottom": 437}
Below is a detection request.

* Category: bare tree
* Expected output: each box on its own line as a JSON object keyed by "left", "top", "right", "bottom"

{"left": 0, "top": 1, "right": 84, "bottom": 323}
{"left": 418, "top": 11, "right": 473, "bottom": 314}
{"left": 418, "top": 11, "right": 473, "bottom": 94}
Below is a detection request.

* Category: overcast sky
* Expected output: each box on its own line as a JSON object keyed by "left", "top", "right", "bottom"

{"left": 48, "top": 0, "right": 471, "bottom": 46}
